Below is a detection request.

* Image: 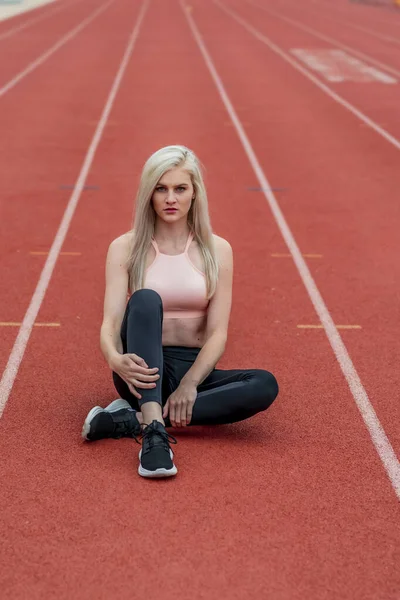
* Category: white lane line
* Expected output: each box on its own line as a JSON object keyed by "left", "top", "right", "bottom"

{"left": 247, "top": 0, "right": 400, "bottom": 79}
{"left": 0, "top": 0, "right": 114, "bottom": 98}
{"left": 0, "top": 0, "right": 150, "bottom": 417}
{"left": 181, "top": 1, "right": 400, "bottom": 499}
{"left": 215, "top": 0, "right": 400, "bottom": 151}
{"left": 0, "top": 0, "right": 81, "bottom": 42}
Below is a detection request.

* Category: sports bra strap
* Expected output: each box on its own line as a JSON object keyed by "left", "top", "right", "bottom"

{"left": 184, "top": 231, "right": 194, "bottom": 254}
{"left": 150, "top": 238, "right": 159, "bottom": 254}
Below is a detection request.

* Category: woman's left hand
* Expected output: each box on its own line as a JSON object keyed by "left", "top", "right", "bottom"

{"left": 163, "top": 383, "right": 198, "bottom": 427}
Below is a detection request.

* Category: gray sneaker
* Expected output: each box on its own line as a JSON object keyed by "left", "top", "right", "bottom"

{"left": 82, "top": 399, "right": 141, "bottom": 441}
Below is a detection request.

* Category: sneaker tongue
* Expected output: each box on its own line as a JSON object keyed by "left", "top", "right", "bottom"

{"left": 144, "top": 420, "right": 168, "bottom": 451}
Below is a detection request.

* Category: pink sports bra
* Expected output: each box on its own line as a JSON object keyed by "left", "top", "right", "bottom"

{"left": 144, "top": 231, "right": 209, "bottom": 319}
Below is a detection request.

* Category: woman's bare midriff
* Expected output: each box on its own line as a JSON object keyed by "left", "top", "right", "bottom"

{"left": 162, "top": 315, "right": 207, "bottom": 347}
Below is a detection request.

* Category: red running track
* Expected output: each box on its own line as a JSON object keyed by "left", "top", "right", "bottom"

{"left": 0, "top": 0, "right": 399, "bottom": 598}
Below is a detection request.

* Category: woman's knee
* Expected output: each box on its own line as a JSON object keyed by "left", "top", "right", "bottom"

{"left": 251, "top": 369, "right": 279, "bottom": 411}
{"left": 128, "top": 289, "right": 163, "bottom": 315}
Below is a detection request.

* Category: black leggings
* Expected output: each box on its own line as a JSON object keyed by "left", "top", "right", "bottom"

{"left": 112, "top": 289, "right": 279, "bottom": 427}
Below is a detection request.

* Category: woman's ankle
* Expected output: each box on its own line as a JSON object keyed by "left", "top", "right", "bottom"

{"left": 140, "top": 401, "right": 164, "bottom": 427}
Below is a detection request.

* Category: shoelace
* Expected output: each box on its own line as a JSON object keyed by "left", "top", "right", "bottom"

{"left": 112, "top": 411, "right": 140, "bottom": 442}
{"left": 140, "top": 422, "right": 177, "bottom": 451}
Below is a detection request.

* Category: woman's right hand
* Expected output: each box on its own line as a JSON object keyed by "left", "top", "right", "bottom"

{"left": 111, "top": 353, "right": 160, "bottom": 400}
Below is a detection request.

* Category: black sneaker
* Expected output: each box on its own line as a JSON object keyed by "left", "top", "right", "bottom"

{"left": 138, "top": 420, "right": 177, "bottom": 478}
{"left": 82, "top": 399, "right": 141, "bottom": 441}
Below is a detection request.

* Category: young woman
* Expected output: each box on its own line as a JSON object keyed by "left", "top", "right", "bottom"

{"left": 82, "top": 145, "right": 279, "bottom": 478}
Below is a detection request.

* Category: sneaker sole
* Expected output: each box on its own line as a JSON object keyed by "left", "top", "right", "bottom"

{"left": 138, "top": 449, "right": 178, "bottom": 478}
{"left": 81, "top": 399, "right": 134, "bottom": 441}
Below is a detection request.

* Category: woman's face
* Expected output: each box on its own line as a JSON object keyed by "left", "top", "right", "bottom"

{"left": 152, "top": 167, "right": 194, "bottom": 223}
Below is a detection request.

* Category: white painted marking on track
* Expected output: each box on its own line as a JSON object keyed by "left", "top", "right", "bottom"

{"left": 0, "top": 0, "right": 150, "bottom": 417}
{"left": 247, "top": 0, "right": 400, "bottom": 80}
{"left": 290, "top": 48, "right": 397, "bottom": 83}
{"left": 0, "top": 0, "right": 81, "bottom": 42}
{"left": 0, "top": 0, "right": 114, "bottom": 98}
{"left": 182, "top": 0, "right": 400, "bottom": 499}
{"left": 291, "top": 48, "right": 343, "bottom": 82}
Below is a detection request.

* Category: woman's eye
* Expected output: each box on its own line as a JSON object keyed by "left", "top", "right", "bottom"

{"left": 155, "top": 185, "right": 186, "bottom": 192}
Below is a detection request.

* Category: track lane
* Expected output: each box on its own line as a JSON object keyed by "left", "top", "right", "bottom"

{"left": 0, "top": 0, "right": 399, "bottom": 598}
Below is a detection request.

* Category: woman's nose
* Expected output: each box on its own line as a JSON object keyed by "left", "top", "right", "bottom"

{"left": 166, "top": 190, "right": 176, "bottom": 203}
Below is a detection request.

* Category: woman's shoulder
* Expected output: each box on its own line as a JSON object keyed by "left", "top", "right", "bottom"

{"left": 211, "top": 234, "right": 233, "bottom": 266}
{"left": 212, "top": 233, "right": 232, "bottom": 254}
{"left": 109, "top": 231, "right": 133, "bottom": 250}
{"left": 107, "top": 231, "right": 133, "bottom": 261}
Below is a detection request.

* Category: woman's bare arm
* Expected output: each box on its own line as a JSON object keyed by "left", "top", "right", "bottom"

{"left": 100, "top": 235, "right": 130, "bottom": 367}
{"left": 100, "top": 234, "right": 161, "bottom": 399}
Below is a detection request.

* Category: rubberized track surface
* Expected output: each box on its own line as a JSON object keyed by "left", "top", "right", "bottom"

{"left": 1, "top": 0, "right": 399, "bottom": 597}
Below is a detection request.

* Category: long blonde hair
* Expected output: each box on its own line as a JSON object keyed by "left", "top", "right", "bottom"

{"left": 127, "top": 145, "right": 219, "bottom": 298}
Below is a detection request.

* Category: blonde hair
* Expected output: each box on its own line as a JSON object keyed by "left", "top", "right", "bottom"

{"left": 127, "top": 145, "right": 219, "bottom": 298}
